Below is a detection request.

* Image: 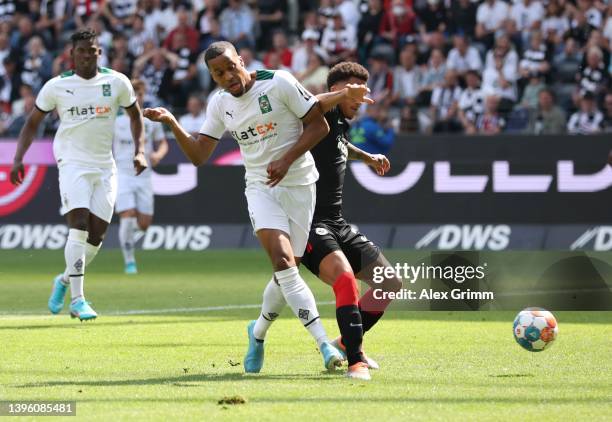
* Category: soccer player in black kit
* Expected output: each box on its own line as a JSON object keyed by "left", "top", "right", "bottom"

{"left": 251, "top": 62, "right": 402, "bottom": 380}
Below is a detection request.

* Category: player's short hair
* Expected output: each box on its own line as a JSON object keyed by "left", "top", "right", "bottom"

{"left": 71, "top": 28, "right": 97, "bottom": 46}
{"left": 204, "top": 41, "right": 237, "bottom": 66}
{"left": 327, "top": 62, "right": 369, "bottom": 89}
{"left": 130, "top": 78, "right": 146, "bottom": 94}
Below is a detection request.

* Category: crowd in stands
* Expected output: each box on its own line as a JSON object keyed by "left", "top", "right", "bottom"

{"left": 1, "top": 0, "right": 612, "bottom": 152}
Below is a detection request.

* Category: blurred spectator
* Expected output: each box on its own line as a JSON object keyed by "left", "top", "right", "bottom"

{"left": 2, "top": 92, "right": 43, "bottom": 137}
{"left": 485, "top": 34, "right": 519, "bottom": 82}
{"left": 507, "top": 0, "right": 545, "bottom": 48}
{"left": 132, "top": 47, "right": 174, "bottom": 106}
{"left": 458, "top": 70, "right": 485, "bottom": 134}
{"left": 419, "top": 48, "right": 446, "bottom": 104}
{"left": 10, "top": 83, "right": 33, "bottom": 116}
{"left": 576, "top": 46, "right": 610, "bottom": 101}
{"left": 87, "top": 19, "right": 112, "bottom": 58}
{"left": 52, "top": 42, "right": 72, "bottom": 76}
{"left": 357, "top": 0, "right": 384, "bottom": 62}
{"left": 0, "top": 32, "right": 9, "bottom": 63}
{"left": 430, "top": 70, "right": 462, "bottom": 133}
{"left": 520, "top": 74, "right": 546, "bottom": 109}
{"left": 334, "top": 0, "right": 360, "bottom": 31}
{"left": 567, "top": 92, "right": 604, "bottom": 134}
{"left": 392, "top": 45, "right": 421, "bottom": 107}
{"left": 239, "top": 46, "right": 264, "bottom": 72}
{"left": 604, "top": 4, "right": 612, "bottom": 50}
{"left": 483, "top": 51, "right": 518, "bottom": 107}
{"left": 142, "top": 0, "right": 166, "bottom": 44}
{"left": 163, "top": 7, "right": 199, "bottom": 53}
{"left": 292, "top": 29, "right": 326, "bottom": 73}
{"left": 158, "top": 0, "right": 193, "bottom": 39}
{"left": 542, "top": 0, "right": 570, "bottom": 46}
{"left": 526, "top": 88, "right": 567, "bottom": 134}
{"left": 446, "top": 34, "right": 483, "bottom": 76}
{"left": 350, "top": 104, "right": 395, "bottom": 154}
{"left": 0, "top": 55, "right": 20, "bottom": 109}
{"left": 102, "top": 0, "right": 138, "bottom": 32}
{"left": 320, "top": 11, "right": 357, "bottom": 65}
{"left": 167, "top": 32, "right": 198, "bottom": 107}
{"left": 296, "top": 51, "right": 329, "bottom": 94}
{"left": 196, "top": 0, "right": 221, "bottom": 42}
{"left": 109, "top": 33, "right": 135, "bottom": 75}
{"left": 367, "top": 49, "right": 393, "bottom": 105}
{"left": 379, "top": 0, "right": 416, "bottom": 48}
{"left": 74, "top": 0, "right": 104, "bottom": 30}
{"left": 264, "top": 50, "right": 290, "bottom": 71}
{"left": 128, "top": 14, "right": 154, "bottom": 57}
{"left": 576, "top": 0, "right": 603, "bottom": 29}
{"left": 417, "top": 0, "right": 447, "bottom": 48}
{"left": 475, "top": 0, "right": 509, "bottom": 49}
{"left": 263, "top": 31, "right": 292, "bottom": 69}
{"left": 448, "top": 0, "right": 477, "bottom": 38}
{"left": 20, "top": 35, "right": 52, "bottom": 93}
{"left": 254, "top": 0, "right": 286, "bottom": 50}
{"left": 602, "top": 93, "right": 612, "bottom": 132}
{"left": 10, "top": 16, "right": 43, "bottom": 57}
{"left": 219, "top": 0, "right": 255, "bottom": 50}
{"left": 519, "top": 31, "right": 551, "bottom": 82}
{"left": 566, "top": 11, "right": 594, "bottom": 47}
{"left": 475, "top": 96, "right": 505, "bottom": 134}
{"left": 178, "top": 94, "right": 206, "bottom": 136}
{"left": 199, "top": 17, "right": 224, "bottom": 52}
{"left": 0, "top": 0, "right": 17, "bottom": 23}
{"left": 37, "top": 0, "right": 69, "bottom": 46}
{"left": 398, "top": 104, "right": 420, "bottom": 132}
{"left": 554, "top": 36, "right": 582, "bottom": 73}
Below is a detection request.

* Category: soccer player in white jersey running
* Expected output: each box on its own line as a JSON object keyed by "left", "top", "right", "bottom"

{"left": 113, "top": 79, "right": 168, "bottom": 274}
{"left": 10, "top": 28, "right": 147, "bottom": 321}
{"left": 144, "top": 41, "right": 371, "bottom": 371}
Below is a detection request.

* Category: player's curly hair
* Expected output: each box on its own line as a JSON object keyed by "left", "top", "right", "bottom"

{"left": 71, "top": 28, "right": 97, "bottom": 46}
{"left": 204, "top": 41, "right": 238, "bottom": 66}
{"left": 327, "top": 62, "right": 369, "bottom": 89}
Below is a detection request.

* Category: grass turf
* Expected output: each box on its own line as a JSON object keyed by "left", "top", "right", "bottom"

{"left": 0, "top": 249, "right": 610, "bottom": 421}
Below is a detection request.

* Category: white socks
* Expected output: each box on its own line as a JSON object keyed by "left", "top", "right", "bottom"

{"left": 274, "top": 266, "right": 328, "bottom": 348}
{"left": 65, "top": 229, "right": 87, "bottom": 303}
{"left": 253, "top": 277, "right": 287, "bottom": 340}
{"left": 119, "top": 217, "right": 137, "bottom": 265}
{"left": 61, "top": 238, "right": 101, "bottom": 285}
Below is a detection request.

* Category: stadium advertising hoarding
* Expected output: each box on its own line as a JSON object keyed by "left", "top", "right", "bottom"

{"left": 1, "top": 135, "right": 611, "bottom": 250}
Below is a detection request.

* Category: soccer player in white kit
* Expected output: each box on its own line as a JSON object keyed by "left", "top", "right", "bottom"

{"left": 143, "top": 41, "right": 365, "bottom": 372}
{"left": 113, "top": 79, "right": 168, "bottom": 274}
{"left": 10, "top": 29, "right": 147, "bottom": 320}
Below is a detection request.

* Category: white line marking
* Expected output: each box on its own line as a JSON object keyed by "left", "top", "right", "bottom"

{"left": 0, "top": 301, "right": 335, "bottom": 319}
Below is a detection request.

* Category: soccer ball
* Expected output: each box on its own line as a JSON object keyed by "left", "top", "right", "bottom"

{"left": 513, "top": 308, "right": 558, "bottom": 352}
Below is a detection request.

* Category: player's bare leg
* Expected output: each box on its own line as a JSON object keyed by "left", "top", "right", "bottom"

{"left": 245, "top": 229, "right": 342, "bottom": 372}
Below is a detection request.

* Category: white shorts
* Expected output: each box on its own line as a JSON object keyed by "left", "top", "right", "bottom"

{"left": 58, "top": 164, "right": 117, "bottom": 223}
{"left": 115, "top": 170, "right": 154, "bottom": 215}
{"left": 245, "top": 182, "right": 316, "bottom": 258}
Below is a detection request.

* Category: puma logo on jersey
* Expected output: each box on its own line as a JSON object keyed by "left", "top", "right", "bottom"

{"left": 226, "top": 111, "right": 233, "bottom": 118}
{"left": 65, "top": 89, "right": 75, "bottom": 95}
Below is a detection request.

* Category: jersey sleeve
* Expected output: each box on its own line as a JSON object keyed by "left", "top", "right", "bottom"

{"left": 274, "top": 70, "right": 318, "bottom": 119}
{"left": 35, "top": 78, "right": 56, "bottom": 112}
{"left": 198, "top": 92, "right": 225, "bottom": 140}
{"left": 116, "top": 73, "right": 137, "bottom": 108}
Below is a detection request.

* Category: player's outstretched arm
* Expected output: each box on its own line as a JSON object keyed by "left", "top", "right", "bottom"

{"left": 346, "top": 142, "right": 391, "bottom": 176}
{"left": 10, "top": 108, "right": 47, "bottom": 185}
{"left": 143, "top": 107, "right": 218, "bottom": 166}
{"left": 316, "top": 84, "right": 374, "bottom": 114}
{"left": 125, "top": 102, "right": 147, "bottom": 175}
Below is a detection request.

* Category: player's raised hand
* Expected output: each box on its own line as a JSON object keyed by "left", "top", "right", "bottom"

{"left": 143, "top": 107, "right": 174, "bottom": 125}
{"left": 266, "top": 158, "right": 291, "bottom": 187}
{"left": 134, "top": 151, "right": 148, "bottom": 176}
{"left": 345, "top": 84, "right": 375, "bottom": 106}
{"left": 10, "top": 160, "right": 25, "bottom": 185}
{"left": 366, "top": 154, "right": 390, "bottom": 176}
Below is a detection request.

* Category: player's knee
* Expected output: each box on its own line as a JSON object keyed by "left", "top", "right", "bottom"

{"left": 70, "top": 219, "right": 88, "bottom": 232}
{"left": 87, "top": 232, "right": 105, "bottom": 246}
{"left": 271, "top": 253, "right": 294, "bottom": 271}
{"left": 137, "top": 220, "right": 151, "bottom": 231}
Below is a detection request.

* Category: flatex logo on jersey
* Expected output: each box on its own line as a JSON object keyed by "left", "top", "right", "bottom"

{"left": 415, "top": 225, "right": 511, "bottom": 250}
{"left": 230, "top": 122, "right": 279, "bottom": 146}
{"left": 67, "top": 105, "right": 112, "bottom": 120}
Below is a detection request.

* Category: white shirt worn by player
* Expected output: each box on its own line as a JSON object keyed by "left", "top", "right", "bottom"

{"left": 36, "top": 67, "right": 137, "bottom": 169}
{"left": 200, "top": 69, "right": 319, "bottom": 187}
{"left": 113, "top": 112, "right": 165, "bottom": 176}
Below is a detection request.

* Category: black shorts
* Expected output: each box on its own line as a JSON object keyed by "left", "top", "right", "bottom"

{"left": 301, "top": 218, "right": 380, "bottom": 277}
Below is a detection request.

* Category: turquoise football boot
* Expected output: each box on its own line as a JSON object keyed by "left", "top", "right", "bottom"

{"left": 48, "top": 274, "right": 67, "bottom": 314}
{"left": 244, "top": 320, "right": 264, "bottom": 373}
{"left": 69, "top": 299, "right": 97, "bottom": 321}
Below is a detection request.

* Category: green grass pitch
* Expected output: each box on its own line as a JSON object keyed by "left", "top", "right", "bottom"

{"left": 0, "top": 249, "right": 610, "bottom": 421}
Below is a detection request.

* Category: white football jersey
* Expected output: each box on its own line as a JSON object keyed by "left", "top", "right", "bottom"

{"left": 199, "top": 70, "right": 319, "bottom": 186}
{"left": 36, "top": 67, "right": 137, "bottom": 168}
{"left": 113, "top": 113, "right": 165, "bottom": 174}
